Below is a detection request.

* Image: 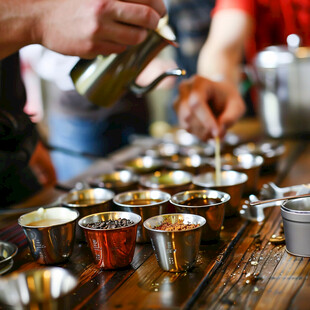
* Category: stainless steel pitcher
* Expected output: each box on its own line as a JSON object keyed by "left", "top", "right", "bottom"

{"left": 70, "top": 24, "right": 185, "bottom": 107}
{"left": 253, "top": 34, "right": 310, "bottom": 138}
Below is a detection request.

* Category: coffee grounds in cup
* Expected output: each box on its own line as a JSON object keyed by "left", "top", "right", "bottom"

{"left": 84, "top": 218, "right": 134, "bottom": 229}
{"left": 154, "top": 219, "right": 199, "bottom": 231}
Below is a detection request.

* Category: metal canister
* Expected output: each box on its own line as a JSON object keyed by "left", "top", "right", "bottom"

{"left": 281, "top": 197, "right": 310, "bottom": 257}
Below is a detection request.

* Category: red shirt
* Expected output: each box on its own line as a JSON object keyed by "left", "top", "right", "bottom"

{"left": 213, "top": 0, "right": 310, "bottom": 60}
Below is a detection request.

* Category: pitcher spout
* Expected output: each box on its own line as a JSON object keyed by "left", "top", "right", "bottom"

{"left": 130, "top": 68, "right": 186, "bottom": 97}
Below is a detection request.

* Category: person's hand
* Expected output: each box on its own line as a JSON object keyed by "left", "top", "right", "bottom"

{"left": 29, "top": 141, "right": 57, "bottom": 188}
{"left": 38, "top": 0, "right": 166, "bottom": 58}
{"left": 174, "top": 75, "right": 246, "bottom": 141}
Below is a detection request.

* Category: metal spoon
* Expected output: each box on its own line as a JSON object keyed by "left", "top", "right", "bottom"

{"left": 240, "top": 192, "right": 310, "bottom": 222}
{"left": 250, "top": 192, "right": 310, "bottom": 206}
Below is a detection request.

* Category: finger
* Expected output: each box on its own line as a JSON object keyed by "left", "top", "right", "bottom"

{"left": 187, "top": 80, "right": 220, "bottom": 138}
{"left": 122, "top": 0, "right": 166, "bottom": 17}
{"left": 113, "top": 1, "right": 162, "bottom": 30}
{"left": 175, "top": 87, "right": 212, "bottom": 141}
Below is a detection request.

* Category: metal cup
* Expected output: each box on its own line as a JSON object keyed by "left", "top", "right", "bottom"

{"left": 144, "top": 213, "right": 206, "bottom": 272}
{"left": 59, "top": 188, "right": 115, "bottom": 241}
{"left": 0, "top": 241, "right": 18, "bottom": 275}
{"left": 234, "top": 141, "right": 285, "bottom": 173}
{"left": 0, "top": 267, "right": 78, "bottom": 310}
{"left": 163, "top": 154, "right": 212, "bottom": 175}
{"left": 193, "top": 171, "right": 248, "bottom": 217}
{"left": 281, "top": 197, "right": 310, "bottom": 257}
{"left": 88, "top": 170, "right": 139, "bottom": 193}
{"left": 120, "top": 156, "right": 164, "bottom": 175}
{"left": 18, "top": 207, "right": 79, "bottom": 265}
{"left": 113, "top": 190, "right": 171, "bottom": 243}
{"left": 170, "top": 190, "right": 230, "bottom": 242}
{"left": 215, "top": 153, "right": 264, "bottom": 194}
{"left": 78, "top": 211, "right": 141, "bottom": 269}
{"left": 139, "top": 170, "right": 193, "bottom": 195}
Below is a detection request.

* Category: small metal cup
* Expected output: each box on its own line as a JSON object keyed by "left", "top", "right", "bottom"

{"left": 0, "top": 267, "right": 78, "bottom": 309}
{"left": 120, "top": 156, "right": 163, "bottom": 175}
{"left": 234, "top": 140, "right": 285, "bottom": 173}
{"left": 216, "top": 153, "right": 264, "bottom": 194}
{"left": 170, "top": 190, "right": 230, "bottom": 242}
{"left": 88, "top": 170, "right": 139, "bottom": 193}
{"left": 18, "top": 207, "right": 79, "bottom": 265}
{"left": 113, "top": 190, "right": 171, "bottom": 243}
{"left": 281, "top": 197, "right": 310, "bottom": 257}
{"left": 78, "top": 211, "right": 141, "bottom": 269}
{"left": 163, "top": 154, "right": 212, "bottom": 174}
{"left": 0, "top": 241, "right": 18, "bottom": 275}
{"left": 144, "top": 213, "right": 206, "bottom": 272}
{"left": 60, "top": 188, "right": 115, "bottom": 241}
{"left": 193, "top": 171, "right": 248, "bottom": 217}
{"left": 139, "top": 170, "right": 193, "bottom": 196}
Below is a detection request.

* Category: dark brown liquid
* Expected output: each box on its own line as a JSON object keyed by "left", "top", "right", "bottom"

{"left": 180, "top": 197, "right": 221, "bottom": 206}
{"left": 122, "top": 199, "right": 162, "bottom": 205}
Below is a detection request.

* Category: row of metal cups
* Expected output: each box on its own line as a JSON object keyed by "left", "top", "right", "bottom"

{"left": 17, "top": 182, "right": 235, "bottom": 268}
{"left": 0, "top": 212, "right": 207, "bottom": 309}
{"left": 93, "top": 153, "right": 262, "bottom": 195}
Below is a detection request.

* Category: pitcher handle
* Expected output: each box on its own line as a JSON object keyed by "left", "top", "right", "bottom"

{"left": 129, "top": 68, "right": 186, "bottom": 97}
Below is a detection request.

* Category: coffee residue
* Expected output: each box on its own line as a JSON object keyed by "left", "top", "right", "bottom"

{"left": 154, "top": 219, "right": 199, "bottom": 231}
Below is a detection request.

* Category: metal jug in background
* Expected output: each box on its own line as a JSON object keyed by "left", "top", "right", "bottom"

{"left": 253, "top": 34, "right": 310, "bottom": 139}
{"left": 70, "top": 23, "right": 185, "bottom": 107}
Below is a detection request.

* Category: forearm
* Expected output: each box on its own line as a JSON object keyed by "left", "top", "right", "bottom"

{"left": 197, "top": 9, "right": 253, "bottom": 85}
{"left": 0, "top": 0, "right": 166, "bottom": 60}
{"left": 0, "top": 0, "right": 44, "bottom": 59}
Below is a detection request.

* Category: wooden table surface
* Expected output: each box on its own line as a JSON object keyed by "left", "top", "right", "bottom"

{"left": 1, "top": 118, "right": 310, "bottom": 310}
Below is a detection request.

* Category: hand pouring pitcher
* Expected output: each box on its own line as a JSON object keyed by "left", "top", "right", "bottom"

{"left": 70, "top": 21, "right": 185, "bottom": 107}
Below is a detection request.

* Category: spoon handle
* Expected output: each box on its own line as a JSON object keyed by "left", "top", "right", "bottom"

{"left": 250, "top": 193, "right": 310, "bottom": 206}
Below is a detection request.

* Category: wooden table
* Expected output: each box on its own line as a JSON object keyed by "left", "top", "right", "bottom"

{"left": 1, "top": 118, "right": 310, "bottom": 309}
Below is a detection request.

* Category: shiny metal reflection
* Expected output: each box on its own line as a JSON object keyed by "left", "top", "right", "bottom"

{"left": 78, "top": 211, "right": 141, "bottom": 269}
{"left": 113, "top": 190, "right": 171, "bottom": 243}
{"left": 170, "top": 190, "right": 230, "bottom": 242}
{"left": 0, "top": 267, "right": 78, "bottom": 309}
{"left": 88, "top": 170, "right": 139, "bottom": 193}
{"left": 215, "top": 153, "right": 264, "bottom": 194}
{"left": 139, "top": 170, "right": 193, "bottom": 195}
{"left": 18, "top": 207, "right": 79, "bottom": 264}
{"left": 144, "top": 213, "right": 205, "bottom": 272}
{"left": 281, "top": 197, "right": 310, "bottom": 257}
{"left": 193, "top": 170, "right": 248, "bottom": 217}
{"left": 0, "top": 241, "right": 18, "bottom": 275}
{"left": 59, "top": 188, "right": 115, "bottom": 241}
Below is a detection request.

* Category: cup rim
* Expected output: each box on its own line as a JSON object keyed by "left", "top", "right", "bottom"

{"left": 88, "top": 170, "right": 139, "bottom": 188}
{"left": 193, "top": 170, "right": 248, "bottom": 187}
{"left": 170, "top": 189, "right": 231, "bottom": 208}
{"left": 139, "top": 170, "right": 193, "bottom": 189}
{"left": 18, "top": 207, "right": 79, "bottom": 228}
{"left": 59, "top": 187, "right": 115, "bottom": 208}
{"left": 220, "top": 153, "right": 264, "bottom": 169}
{"left": 78, "top": 211, "right": 142, "bottom": 231}
{"left": 113, "top": 189, "right": 171, "bottom": 207}
{"left": 143, "top": 213, "right": 206, "bottom": 233}
{"left": 0, "top": 241, "right": 18, "bottom": 266}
